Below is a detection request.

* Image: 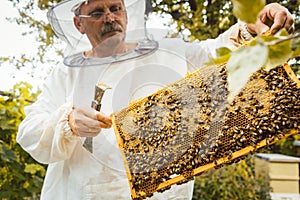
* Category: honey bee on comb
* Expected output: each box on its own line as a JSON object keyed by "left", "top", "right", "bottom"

{"left": 112, "top": 63, "right": 300, "bottom": 200}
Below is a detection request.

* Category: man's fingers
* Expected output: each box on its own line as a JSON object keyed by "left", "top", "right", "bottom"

{"left": 73, "top": 106, "right": 97, "bottom": 119}
{"left": 70, "top": 107, "right": 112, "bottom": 137}
{"left": 75, "top": 107, "right": 112, "bottom": 127}
{"left": 255, "top": 20, "right": 270, "bottom": 34}
{"left": 271, "top": 13, "right": 294, "bottom": 34}
{"left": 270, "top": 11, "right": 288, "bottom": 34}
{"left": 95, "top": 112, "right": 112, "bottom": 128}
{"left": 99, "top": 121, "right": 112, "bottom": 129}
{"left": 76, "top": 116, "right": 102, "bottom": 134}
{"left": 248, "top": 3, "right": 295, "bottom": 35}
{"left": 285, "top": 17, "right": 295, "bottom": 33}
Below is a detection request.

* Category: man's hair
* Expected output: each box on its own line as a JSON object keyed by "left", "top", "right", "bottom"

{"left": 73, "top": 0, "right": 125, "bottom": 16}
{"left": 73, "top": 5, "right": 82, "bottom": 16}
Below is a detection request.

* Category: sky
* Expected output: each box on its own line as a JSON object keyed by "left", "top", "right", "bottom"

{"left": 0, "top": 1, "right": 42, "bottom": 91}
{"left": 0, "top": 2, "right": 35, "bottom": 56}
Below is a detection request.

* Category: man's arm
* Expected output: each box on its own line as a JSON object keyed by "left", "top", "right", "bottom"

{"left": 17, "top": 65, "right": 80, "bottom": 164}
{"left": 185, "top": 3, "right": 295, "bottom": 69}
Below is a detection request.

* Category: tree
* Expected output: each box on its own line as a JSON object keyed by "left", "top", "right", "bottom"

{"left": 192, "top": 156, "right": 272, "bottom": 200}
{"left": 153, "top": 0, "right": 300, "bottom": 41}
{"left": 153, "top": 0, "right": 236, "bottom": 41}
{"left": 1, "top": 0, "right": 62, "bottom": 71}
{"left": 0, "top": 82, "right": 45, "bottom": 199}
{"left": 153, "top": 0, "right": 300, "bottom": 74}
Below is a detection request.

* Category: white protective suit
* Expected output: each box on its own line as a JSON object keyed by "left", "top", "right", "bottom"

{"left": 17, "top": 0, "right": 245, "bottom": 199}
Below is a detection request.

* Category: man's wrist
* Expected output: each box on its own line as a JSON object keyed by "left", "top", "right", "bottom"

{"left": 239, "top": 22, "right": 256, "bottom": 41}
{"left": 61, "top": 103, "right": 79, "bottom": 138}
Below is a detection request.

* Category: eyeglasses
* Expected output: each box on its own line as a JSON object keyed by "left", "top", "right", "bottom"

{"left": 77, "top": 5, "right": 126, "bottom": 21}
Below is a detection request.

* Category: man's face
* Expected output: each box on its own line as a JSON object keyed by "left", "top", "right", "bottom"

{"left": 75, "top": 0, "right": 128, "bottom": 48}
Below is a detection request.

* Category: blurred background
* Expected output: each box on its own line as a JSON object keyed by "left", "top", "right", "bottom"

{"left": 0, "top": 0, "right": 299, "bottom": 199}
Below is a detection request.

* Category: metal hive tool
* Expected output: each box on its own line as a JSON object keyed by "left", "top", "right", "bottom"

{"left": 112, "top": 63, "right": 300, "bottom": 200}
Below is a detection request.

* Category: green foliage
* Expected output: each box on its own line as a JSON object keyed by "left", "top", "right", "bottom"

{"left": 152, "top": 0, "right": 300, "bottom": 42}
{"left": 226, "top": 41, "right": 269, "bottom": 100}
{"left": 208, "top": 29, "right": 299, "bottom": 100}
{"left": 153, "top": 0, "right": 236, "bottom": 41}
{"left": 0, "top": 82, "right": 45, "bottom": 199}
{"left": 291, "top": 62, "right": 300, "bottom": 76}
{"left": 231, "top": 0, "right": 266, "bottom": 24}
{"left": 267, "top": 134, "right": 300, "bottom": 156}
{"left": 291, "top": 36, "right": 300, "bottom": 58}
{"left": 208, "top": 29, "right": 300, "bottom": 100}
{"left": 192, "top": 156, "right": 272, "bottom": 200}
{"left": 4, "top": 0, "right": 62, "bottom": 70}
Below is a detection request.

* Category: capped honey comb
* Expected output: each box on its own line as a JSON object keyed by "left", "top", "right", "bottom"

{"left": 112, "top": 63, "right": 300, "bottom": 200}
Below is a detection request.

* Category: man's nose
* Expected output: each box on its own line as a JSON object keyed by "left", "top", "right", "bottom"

{"left": 103, "top": 12, "right": 115, "bottom": 23}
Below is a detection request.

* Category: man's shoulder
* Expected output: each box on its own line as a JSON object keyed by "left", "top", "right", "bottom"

{"left": 158, "top": 37, "right": 188, "bottom": 53}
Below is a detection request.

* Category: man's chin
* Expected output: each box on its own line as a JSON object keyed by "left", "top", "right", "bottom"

{"left": 100, "top": 32, "right": 126, "bottom": 47}
{"left": 102, "top": 31, "right": 123, "bottom": 38}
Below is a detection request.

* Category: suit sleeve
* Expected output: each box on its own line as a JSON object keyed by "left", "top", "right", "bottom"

{"left": 17, "top": 64, "right": 80, "bottom": 164}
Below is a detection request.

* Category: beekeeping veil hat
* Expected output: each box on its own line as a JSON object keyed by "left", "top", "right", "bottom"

{"left": 47, "top": 0, "right": 158, "bottom": 67}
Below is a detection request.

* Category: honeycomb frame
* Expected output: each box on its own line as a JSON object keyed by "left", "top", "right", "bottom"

{"left": 112, "top": 63, "right": 300, "bottom": 199}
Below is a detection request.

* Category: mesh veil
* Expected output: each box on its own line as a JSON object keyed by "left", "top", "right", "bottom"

{"left": 47, "top": 0, "right": 158, "bottom": 67}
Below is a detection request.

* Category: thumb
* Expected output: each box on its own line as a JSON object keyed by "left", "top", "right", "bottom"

{"left": 255, "top": 20, "right": 270, "bottom": 34}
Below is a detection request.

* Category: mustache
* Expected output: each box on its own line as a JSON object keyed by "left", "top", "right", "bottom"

{"left": 101, "top": 23, "right": 123, "bottom": 36}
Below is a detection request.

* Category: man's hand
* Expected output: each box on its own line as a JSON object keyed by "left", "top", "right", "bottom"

{"left": 68, "top": 106, "right": 112, "bottom": 137}
{"left": 247, "top": 3, "right": 294, "bottom": 35}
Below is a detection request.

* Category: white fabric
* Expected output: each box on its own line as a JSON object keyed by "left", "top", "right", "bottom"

{"left": 17, "top": 23, "right": 241, "bottom": 200}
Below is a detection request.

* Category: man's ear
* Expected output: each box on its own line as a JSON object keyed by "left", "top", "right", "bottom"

{"left": 74, "top": 17, "right": 85, "bottom": 34}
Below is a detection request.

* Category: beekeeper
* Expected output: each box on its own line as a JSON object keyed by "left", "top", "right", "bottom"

{"left": 17, "top": 0, "right": 294, "bottom": 199}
